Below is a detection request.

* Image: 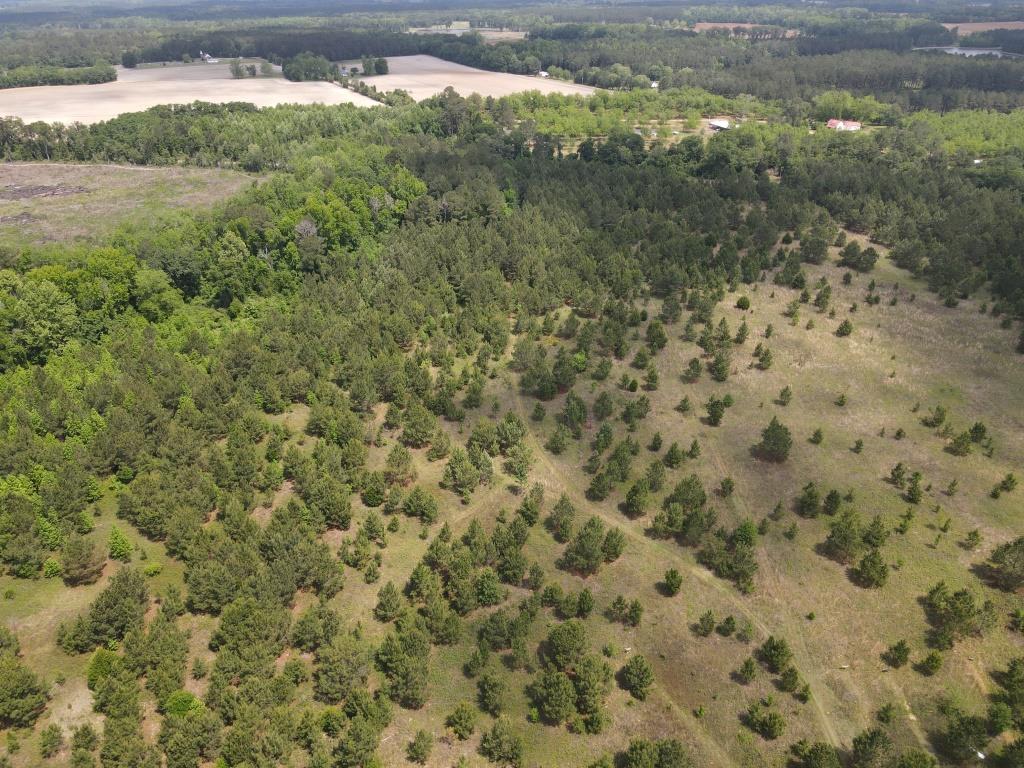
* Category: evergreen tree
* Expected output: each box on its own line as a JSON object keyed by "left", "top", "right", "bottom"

{"left": 622, "top": 476, "right": 650, "bottom": 517}
{"left": 374, "top": 582, "right": 404, "bottom": 623}
{"left": 62, "top": 534, "right": 105, "bottom": 586}
{"left": 531, "top": 670, "right": 576, "bottom": 724}
{"left": 619, "top": 655, "right": 654, "bottom": 700}
{"left": 0, "top": 652, "right": 47, "bottom": 728}
{"left": 561, "top": 517, "right": 607, "bottom": 576}
{"left": 756, "top": 417, "right": 793, "bottom": 462}
{"left": 853, "top": 548, "right": 889, "bottom": 588}
{"left": 663, "top": 568, "right": 682, "bottom": 596}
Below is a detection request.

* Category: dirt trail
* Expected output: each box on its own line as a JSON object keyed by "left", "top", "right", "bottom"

{"left": 885, "top": 679, "right": 930, "bottom": 749}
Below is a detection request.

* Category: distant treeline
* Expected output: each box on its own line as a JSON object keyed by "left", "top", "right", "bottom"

{"left": 0, "top": 63, "right": 115, "bottom": 89}
{"left": 662, "top": 49, "right": 1024, "bottom": 112}
{"left": 130, "top": 29, "right": 423, "bottom": 66}
{"left": 0, "top": 92, "right": 1022, "bottom": 319}
{"left": 0, "top": 28, "right": 155, "bottom": 69}
{"left": 0, "top": 13, "right": 1021, "bottom": 116}
{"left": 793, "top": 19, "right": 954, "bottom": 54}
{"left": 960, "top": 29, "right": 1024, "bottom": 54}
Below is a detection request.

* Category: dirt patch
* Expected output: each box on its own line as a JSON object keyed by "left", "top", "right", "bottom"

{"left": 0, "top": 211, "right": 34, "bottom": 225}
{"left": 0, "top": 184, "right": 87, "bottom": 200}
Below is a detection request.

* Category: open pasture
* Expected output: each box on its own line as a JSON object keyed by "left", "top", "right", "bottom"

{"left": 0, "top": 162, "right": 254, "bottom": 246}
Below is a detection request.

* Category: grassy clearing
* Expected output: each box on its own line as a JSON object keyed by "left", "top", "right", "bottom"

{"left": 0, "top": 163, "right": 255, "bottom": 248}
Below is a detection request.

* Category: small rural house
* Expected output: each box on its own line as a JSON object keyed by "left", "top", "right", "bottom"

{"left": 826, "top": 119, "right": 862, "bottom": 131}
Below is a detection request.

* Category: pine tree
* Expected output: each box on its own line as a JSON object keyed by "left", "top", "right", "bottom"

{"left": 620, "top": 655, "right": 654, "bottom": 700}
{"left": 709, "top": 349, "right": 731, "bottom": 382}
{"left": 446, "top": 701, "right": 477, "bottom": 740}
{"left": 561, "top": 517, "right": 607, "bottom": 576}
{"left": 108, "top": 527, "right": 132, "bottom": 562}
{"left": 374, "top": 582, "right": 403, "bottom": 622}
{"left": 756, "top": 417, "right": 793, "bottom": 462}
{"left": 62, "top": 534, "right": 105, "bottom": 586}
{"left": 906, "top": 472, "right": 923, "bottom": 504}
{"left": 853, "top": 548, "right": 889, "bottom": 588}
{"left": 706, "top": 397, "right": 727, "bottom": 426}
{"left": 663, "top": 569, "right": 682, "bottom": 596}
{"left": 623, "top": 479, "right": 650, "bottom": 518}
{"left": 663, "top": 441, "right": 684, "bottom": 468}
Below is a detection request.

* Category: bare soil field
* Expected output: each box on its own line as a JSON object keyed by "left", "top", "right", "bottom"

{"left": 0, "top": 61, "right": 380, "bottom": 125}
{"left": 0, "top": 162, "right": 254, "bottom": 245}
{"left": 350, "top": 54, "right": 597, "bottom": 101}
{"left": 942, "top": 20, "right": 1024, "bottom": 34}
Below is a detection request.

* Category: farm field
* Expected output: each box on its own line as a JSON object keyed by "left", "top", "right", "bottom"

{"left": 0, "top": 61, "right": 380, "bottom": 125}
{"left": 350, "top": 55, "right": 597, "bottom": 101}
{"left": 0, "top": 163, "right": 254, "bottom": 246}
{"left": 407, "top": 26, "right": 527, "bottom": 43}
{"left": 942, "top": 20, "right": 1024, "bottom": 34}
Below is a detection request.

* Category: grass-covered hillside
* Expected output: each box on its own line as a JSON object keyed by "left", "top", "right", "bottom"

{"left": 1, "top": 42, "right": 1024, "bottom": 768}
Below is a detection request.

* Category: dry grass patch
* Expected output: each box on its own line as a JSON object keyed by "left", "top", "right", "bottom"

{"left": 0, "top": 162, "right": 255, "bottom": 246}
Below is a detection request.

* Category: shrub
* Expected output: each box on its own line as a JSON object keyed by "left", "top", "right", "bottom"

{"left": 663, "top": 568, "right": 682, "bottom": 596}
{"left": 737, "top": 657, "right": 757, "bottom": 684}
{"left": 747, "top": 699, "right": 785, "bottom": 739}
{"left": 477, "top": 672, "right": 506, "bottom": 716}
{"left": 39, "top": 723, "right": 63, "bottom": 758}
{"left": 108, "top": 527, "right": 132, "bottom": 562}
{"left": 917, "top": 651, "right": 943, "bottom": 676}
{"left": 694, "top": 610, "right": 715, "bottom": 637}
{"left": 758, "top": 636, "right": 793, "bottom": 673}
{"left": 479, "top": 718, "right": 524, "bottom": 768}
{"left": 406, "top": 730, "right": 432, "bottom": 764}
{"left": 531, "top": 670, "right": 576, "bottom": 724}
{"left": 884, "top": 640, "right": 910, "bottom": 668}
{"left": 852, "top": 548, "right": 889, "bottom": 588}
{"left": 446, "top": 701, "right": 477, "bottom": 740}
